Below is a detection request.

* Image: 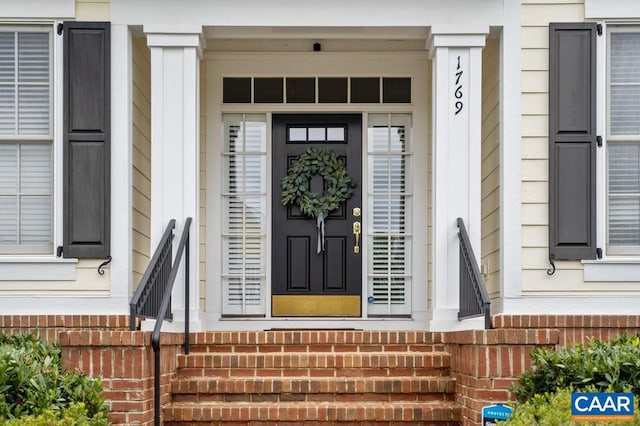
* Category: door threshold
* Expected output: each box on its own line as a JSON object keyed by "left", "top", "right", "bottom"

{"left": 268, "top": 327, "right": 360, "bottom": 331}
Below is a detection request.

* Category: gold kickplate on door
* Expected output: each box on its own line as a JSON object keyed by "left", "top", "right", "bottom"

{"left": 272, "top": 295, "right": 361, "bottom": 317}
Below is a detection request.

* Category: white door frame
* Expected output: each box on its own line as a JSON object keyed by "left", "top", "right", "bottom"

{"left": 204, "top": 51, "right": 430, "bottom": 330}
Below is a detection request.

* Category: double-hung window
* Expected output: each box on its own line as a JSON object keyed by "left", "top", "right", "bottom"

{"left": 607, "top": 27, "right": 640, "bottom": 255}
{"left": 0, "top": 26, "right": 53, "bottom": 255}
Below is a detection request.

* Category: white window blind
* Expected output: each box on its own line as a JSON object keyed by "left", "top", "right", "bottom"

{"left": 367, "top": 114, "right": 412, "bottom": 316}
{"left": 0, "top": 31, "right": 51, "bottom": 136}
{"left": 0, "top": 28, "right": 52, "bottom": 254}
{"left": 608, "top": 31, "right": 640, "bottom": 254}
{"left": 222, "top": 114, "right": 267, "bottom": 315}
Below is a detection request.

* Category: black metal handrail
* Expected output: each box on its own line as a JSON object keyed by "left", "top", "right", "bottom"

{"left": 151, "top": 217, "right": 191, "bottom": 426}
{"left": 128, "top": 217, "right": 192, "bottom": 426}
{"left": 456, "top": 217, "right": 492, "bottom": 329}
{"left": 129, "top": 219, "right": 176, "bottom": 331}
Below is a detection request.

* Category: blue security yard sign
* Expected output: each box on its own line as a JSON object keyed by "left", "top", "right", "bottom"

{"left": 571, "top": 393, "right": 634, "bottom": 422}
{"left": 482, "top": 404, "right": 513, "bottom": 425}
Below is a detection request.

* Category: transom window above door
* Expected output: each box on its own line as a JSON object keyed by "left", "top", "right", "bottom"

{"left": 223, "top": 77, "right": 411, "bottom": 104}
{"left": 288, "top": 125, "right": 346, "bottom": 143}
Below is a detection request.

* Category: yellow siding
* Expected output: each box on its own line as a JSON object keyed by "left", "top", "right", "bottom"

{"left": 75, "top": 0, "right": 109, "bottom": 21}
{"left": 132, "top": 35, "right": 151, "bottom": 288}
{"left": 200, "top": 60, "right": 207, "bottom": 311}
{"left": 481, "top": 37, "right": 501, "bottom": 297}
{"left": 520, "top": 0, "right": 584, "bottom": 293}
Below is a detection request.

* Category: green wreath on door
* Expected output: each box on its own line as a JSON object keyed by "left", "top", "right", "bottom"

{"left": 281, "top": 147, "right": 355, "bottom": 253}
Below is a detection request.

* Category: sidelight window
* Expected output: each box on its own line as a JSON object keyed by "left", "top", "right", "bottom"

{"left": 367, "top": 114, "right": 412, "bottom": 316}
{"left": 221, "top": 114, "right": 267, "bottom": 315}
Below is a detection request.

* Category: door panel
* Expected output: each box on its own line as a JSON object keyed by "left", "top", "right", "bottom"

{"left": 272, "top": 114, "right": 362, "bottom": 317}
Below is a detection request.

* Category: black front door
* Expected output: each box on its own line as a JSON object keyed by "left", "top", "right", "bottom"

{"left": 272, "top": 114, "right": 362, "bottom": 316}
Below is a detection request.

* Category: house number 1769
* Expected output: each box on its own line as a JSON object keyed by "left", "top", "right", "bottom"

{"left": 454, "top": 55, "right": 463, "bottom": 115}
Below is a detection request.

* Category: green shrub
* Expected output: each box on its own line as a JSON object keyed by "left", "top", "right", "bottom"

{"left": 3, "top": 402, "right": 108, "bottom": 426}
{"left": 512, "top": 334, "right": 640, "bottom": 403}
{"left": 0, "top": 333, "right": 108, "bottom": 424}
{"left": 501, "top": 386, "right": 640, "bottom": 426}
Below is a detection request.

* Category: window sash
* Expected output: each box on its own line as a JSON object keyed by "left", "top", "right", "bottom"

{"left": 0, "top": 28, "right": 52, "bottom": 139}
{"left": 607, "top": 28, "right": 640, "bottom": 254}
{"left": 0, "top": 27, "right": 52, "bottom": 255}
{"left": 0, "top": 141, "right": 52, "bottom": 254}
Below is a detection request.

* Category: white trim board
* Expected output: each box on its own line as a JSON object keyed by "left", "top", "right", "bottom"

{"left": 586, "top": 0, "right": 640, "bottom": 19}
{"left": 111, "top": 0, "right": 503, "bottom": 28}
{"left": 3, "top": 1, "right": 74, "bottom": 19}
{"left": 0, "top": 259, "right": 77, "bottom": 281}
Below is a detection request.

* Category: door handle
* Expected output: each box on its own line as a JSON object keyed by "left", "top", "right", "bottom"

{"left": 353, "top": 221, "right": 361, "bottom": 254}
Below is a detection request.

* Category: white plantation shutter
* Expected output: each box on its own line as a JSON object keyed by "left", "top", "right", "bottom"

{"left": 608, "top": 144, "right": 640, "bottom": 247}
{"left": 367, "top": 114, "right": 412, "bottom": 316}
{"left": 610, "top": 33, "right": 640, "bottom": 136}
{"left": 222, "top": 114, "right": 267, "bottom": 315}
{"left": 0, "top": 143, "right": 17, "bottom": 243}
{"left": 0, "top": 143, "right": 51, "bottom": 250}
{"left": 0, "top": 28, "right": 52, "bottom": 254}
{"left": 0, "top": 33, "right": 15, "bottom": 134}
{"left": 0, "top": 31, "right": 50, "bottom": 136}
{"left": 608, "top": 31, "right": 640, "bottom": 253}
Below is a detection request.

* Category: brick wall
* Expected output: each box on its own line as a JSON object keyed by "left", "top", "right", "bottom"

{"left": 444, "top": 328, "right": 559, "bottom": 424}
{"left": 0, "top": 315, "right": 165, "bottom": 426}
{"left": 2, "top": 314, "right": 640, "bottom": 425}
{"left": 0, "top": 314, "right": 131, "bottom": 340}
{"left": 449, "top": 315, "right": 640, "bottom": 425}
{"left": 494, "top": 314, "right": 640, "bottom": 346}
{"left": 60, "top": 330, "right": 183, "bottom": 425}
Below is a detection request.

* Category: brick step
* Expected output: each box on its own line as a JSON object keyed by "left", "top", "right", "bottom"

{"left": 176, "top": 352, "right": 450, "bottom": 378}
{"left": 162, "top": 401, "right": 461, "bottom": 424}
{"left": 171, "top": 376, "right": 456, "bottom": 403}
{"left": 188, "top": 343, "right": 445, "bottom": 353}
{"left": 188, "top": 331, "right": 444, "bottom": 348}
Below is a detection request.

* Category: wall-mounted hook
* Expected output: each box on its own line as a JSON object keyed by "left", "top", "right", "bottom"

{"left": 98, "top": 256, "right": 112, "bottom": 275}
{"left": 546, "top": 254, "right": 556, "bottom": 276}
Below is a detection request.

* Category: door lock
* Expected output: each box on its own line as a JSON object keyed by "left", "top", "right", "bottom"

{"left": 353, "top": 221, "right": 361, "bottom": 254}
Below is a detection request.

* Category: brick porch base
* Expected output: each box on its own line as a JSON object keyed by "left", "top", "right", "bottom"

{"left": 1, "top": 314, "right": 639, "bottom": 425}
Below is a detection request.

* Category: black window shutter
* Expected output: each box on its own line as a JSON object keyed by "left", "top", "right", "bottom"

{"left": 62, "top": 22, "right": 111, "bottom": 258}
{"left": 549, "top": 23, "right": 597, "bottom": 260}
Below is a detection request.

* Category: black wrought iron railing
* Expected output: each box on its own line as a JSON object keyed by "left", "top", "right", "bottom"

{"left": 457, "top": 217, "right": 492, "bottom": 329}
{"left": 129, "top": 217, "right": 192, "bottom": 426}
{"left": 129, "top": 220, "right": 175, "bottom": 330}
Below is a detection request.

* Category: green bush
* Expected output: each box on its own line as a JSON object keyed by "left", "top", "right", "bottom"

{"left": 512, "top": 334, "right": 640, "bottom": 403}
{"left": 501, "top": 386, "right": 640, "bottom": 426}
{"left": 0, "top": 333, "right": 108, "bottom": 425}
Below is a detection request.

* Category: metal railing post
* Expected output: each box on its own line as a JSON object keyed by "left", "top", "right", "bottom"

{"left": 184, "top": 231, "right": 190, "bottom": 355}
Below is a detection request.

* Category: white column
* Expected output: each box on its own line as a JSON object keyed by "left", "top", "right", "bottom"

{"left": 146, "top": 26, "right": 203, "bottom": 331}
{"left": 110, "top": 24, "right": 133, "bottom": 308}
{"left": 429, "top": 26, "right": 488, "bottom": 330}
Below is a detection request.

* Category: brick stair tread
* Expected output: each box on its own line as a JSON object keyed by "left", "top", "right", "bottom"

{"left": 189, "top": 331, "right": 445, "bottom": 346}
{"left": 177, "top": 351, "right": 451, "bottom": 369}
{"left": 189, "top": 344, "right": 445, "bottom": 353}
{"left": 163, "top": 401, "right": 462, "bottom": 422}
{"left": 171, "top": 376, "right": 456, "bottom": 394}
